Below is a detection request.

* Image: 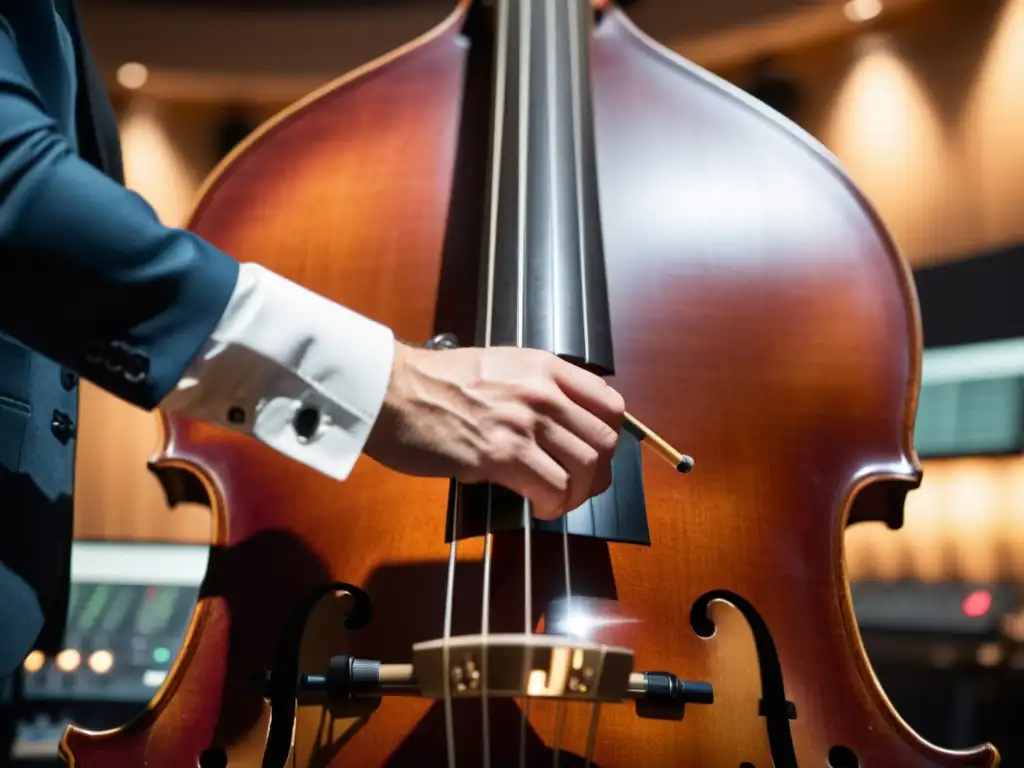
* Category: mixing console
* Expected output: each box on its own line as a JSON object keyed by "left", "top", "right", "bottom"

{"left": 10, "top": 540, "right": 208, "bottom": 764}
{"left": 21, "top": 582, "right": 199, "bottom": 705}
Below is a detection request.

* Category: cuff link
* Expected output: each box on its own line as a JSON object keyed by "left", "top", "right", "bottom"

{"left": 293, "top": 406, "right": 321, "bottom": 442}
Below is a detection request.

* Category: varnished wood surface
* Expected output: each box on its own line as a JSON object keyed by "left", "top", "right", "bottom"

{"left": 63, "top": 3, "right": 998, "bottom": 767}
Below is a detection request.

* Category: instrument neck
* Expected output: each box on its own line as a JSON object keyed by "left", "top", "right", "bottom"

{"left": 476, "top": 0, "right": 615, "bottom": 375}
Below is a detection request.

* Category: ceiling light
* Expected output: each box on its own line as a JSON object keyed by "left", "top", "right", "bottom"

{"left": 844, "top": 0, "right": 883, "bottom": 23}
{"left": 117, "top": 62, "right": 149, "bottom": 90}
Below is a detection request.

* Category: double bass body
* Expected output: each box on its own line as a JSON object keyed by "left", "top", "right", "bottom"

{"left": 61, "top": 1, "right": 999, "bottom": 766}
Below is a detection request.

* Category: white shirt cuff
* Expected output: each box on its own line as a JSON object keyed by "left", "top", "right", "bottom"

{"left": 159, "top": 262, "right": 395, "bottom": 480}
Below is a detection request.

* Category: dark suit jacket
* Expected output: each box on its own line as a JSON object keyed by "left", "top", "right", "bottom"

{"left": 0, "top": 0, "right": 240, "bottom": 679}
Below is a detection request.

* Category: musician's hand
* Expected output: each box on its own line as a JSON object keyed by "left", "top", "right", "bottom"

{"left": 364, "top": 341, "right": 625, "bottom": 520}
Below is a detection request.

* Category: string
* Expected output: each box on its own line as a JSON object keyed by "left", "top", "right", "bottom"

{"left": 516, "top": 0, "right": 534, "bottom": 763}
{"left": 552, "top": 512, "right": 573, "bottom": 767}
{"left": 583, "top": 704, "right": 602, "bottom": 768}
{"left": 443, "top": 484, "right": 459, "bottom": 768}
{"left": 555, "top": 0, "right": 584, "bottom": 761}
{"left": 470, "top": 0, "right": 512, "bottom": 760}
{"left": 553, "top": 0, "right": 576, "bottom": 636}
{"left": 480, "top": 496, "right": 493, "bottom": 768}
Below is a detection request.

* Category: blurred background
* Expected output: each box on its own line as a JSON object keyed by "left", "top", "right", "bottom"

{"left": 4, "top": 0, "right": 1024, "bottom": 764}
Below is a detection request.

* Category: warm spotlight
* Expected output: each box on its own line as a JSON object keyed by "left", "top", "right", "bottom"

{"left": 117, "top": 62, "right": 149, "bottom": 90}
{"left": 844, "top": 0, "right": 883, "bottom": 23}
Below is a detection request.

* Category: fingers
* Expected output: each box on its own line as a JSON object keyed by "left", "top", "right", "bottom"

{"left": 454, "top": 349, "right": 627, "bottom": 521}
{"left": 493, "top": 440, "right": 571, "bottom": 521}
{"left": 535, "top": 417, "right": 603, "bottom": 516}
{"left": 534, "top": 391, "right": 617, "bottom": 500}
{"left": 542, "top": 357, "right": 623, "bottom": 503}
{"left": 471, "top": 402, "right": 609, "bottom": 521}
{"left": 547, "top": 357, "right": 626, "bottom": 433}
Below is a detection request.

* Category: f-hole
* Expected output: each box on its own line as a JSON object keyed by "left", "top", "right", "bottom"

{"left": 829, "top": 745, "right": 860, "bottom": 768}
{"left": 691, "top": 590, "right": 800, "bottom": 767}
{"left": 198, "top": 748, "right": 227, "bottom": 768}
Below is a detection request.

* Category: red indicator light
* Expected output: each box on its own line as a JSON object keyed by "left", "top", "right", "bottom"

{"left": 962, "top": 589, "right": 992, "bottom": 618}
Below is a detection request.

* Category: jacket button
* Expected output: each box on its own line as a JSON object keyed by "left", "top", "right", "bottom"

{"left": 123, "top": 353, "right": 149, "bottom": 384}
{"left": 105, "top": 343, "right": 125, "bottom": 373}
{"left": 51, "top": 410, "right": 76, "bottom": 444}
{"left": 84, "top": 339, "right": 104, "bottom": 364}
{"left": 60, "top": 367, "right": 78, "bottom": 391}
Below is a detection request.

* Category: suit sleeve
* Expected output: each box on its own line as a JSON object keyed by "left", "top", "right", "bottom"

{"left": 0, "top": 18, "right": 395, "bottom": 481}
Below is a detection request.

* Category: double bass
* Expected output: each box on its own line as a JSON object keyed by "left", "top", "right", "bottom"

{"left": 61, "top": 0, "right": 1000, "bottom": 766}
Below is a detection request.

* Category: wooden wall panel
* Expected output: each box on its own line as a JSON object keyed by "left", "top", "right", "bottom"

{"left": 719, "top": 0, "right": 1024, "bottom": 266}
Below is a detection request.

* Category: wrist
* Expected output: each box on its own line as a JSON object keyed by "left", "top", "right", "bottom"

{"left": 368, "top": 339, "right": 413, "bottom": 446}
